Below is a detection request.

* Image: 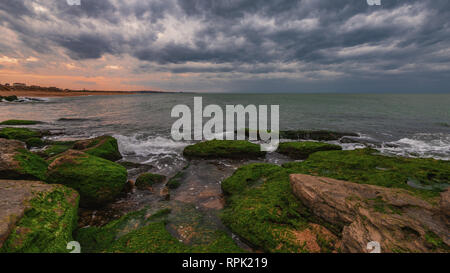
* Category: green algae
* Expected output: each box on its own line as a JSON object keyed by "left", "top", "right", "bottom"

{"left": 0, "top": 127, "right": 41, "bottom": 141}
{"left": 221, "top": 163, "right": 313, "bottom": 253}
{"left": 0, "top": 185, "right": 79, "bottom": 253}
{"left": 282, "top": 149, "right": 449, "bottom": 200}
{"left": 75, "top": 208, "right": 243, "bottom": 253}
{"left": 35, "top": 141, "right": 76, "bottom": 159}
{"left": 10, "top": 148, "right": 48, "bottom": 181}
{"left": 135, "top": 173, "right": 166, "bottom": 190}
{"left": 277, "top": 141, "right": 342, "bottom": 159}
{"left": 183, "top": 140, "right": 265, "bottom": 159}
{"left": 73, "top": 136, "right": 122, "bottom": 161}
{"left": 25, "top": 137, "right": 45, "bottom": 148}
{"left": 0, "top": 120, "right": 42, "bottom": 125}
{"left": 46, "top": 152, "right": 127, "bottom": 207}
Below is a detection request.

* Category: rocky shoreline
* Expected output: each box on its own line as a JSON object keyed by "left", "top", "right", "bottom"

{"left": 0, "top": 121, "right": 448, "bottom": 253}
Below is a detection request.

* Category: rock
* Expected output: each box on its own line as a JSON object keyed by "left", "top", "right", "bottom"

{"left": 37, "top": 141, "right": 75, "bottom": 159}
{"left": 0, "top": 127, "right": 42, "bottom": 141}
{"left": 0, "top": 138, "right": 48, "bottom": 181}
{"left": 46, "top": 150, "right": 127, "bottom": 207}
{"left": 159, "top": 187, "right": 170, "bottom": 201}
{"left": 290, "top": 174, "right": 449, "bottom": 253}
{"left": 135, "top": 173, "right": 166, "bottom": 191}
{"left": 74, "top": 208, "right": 242, "bottom": 253}
{"left": 0, "top": 180, "right": 79, "bottom": 253}
{"left": 440, "top": 189, "right": 450, "bottom": 226}
{"left": 221, "top": 163, "right": 340, "bottom": 253}
{"left": 280, "top": 130, "right": 358, "bottom": 141}
{"left": 277, "top": 141, "right": 342, "bottom": 159}
{"left": 183, "top": 140, "right": 266, "bottom": 159}
{"left": 0, "top": 120, "right": 43, "bottom": 126}
{"left": 3, "top": 95, "right": 18, "bottom": 102}
{"left": 72, "top": 135, "right": 122, "bottom": 161}
{"left": 283, "top": 149, "right": 450, "bottom": 198}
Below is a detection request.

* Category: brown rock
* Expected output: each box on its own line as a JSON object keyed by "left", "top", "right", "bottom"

{"left": 0, "top": 139, "right": 25, "bottom": 175}
{"left": 441, "top": 189, "right": 450, "bottom": 227}
{"left": 0, "top": 180, "right": 71, "bottom": 248}
{"left": 290, "top": 174, "right": 449, "bottom": 253}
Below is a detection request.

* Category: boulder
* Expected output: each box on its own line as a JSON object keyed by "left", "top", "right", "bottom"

{"left": 290, "top": 174, "right": 449, "bottom": 253}
{"left": 135, "top": 173, "right": 166, "bottom": 190}
{"left": 72, "top": 135, "right": 122, "bottom": 161}
{"left": 0, "top": 138, "right": 48, "bottom": 181}
{"left": 183, "top": 140, "right": 265, "bottom": 159}
{"left": 0, "top": 180, "right": 79, "bottom": 253}
{"left": 0, "top": 127, "right": 42, "bottom": 141}
{"left": 277, "top": 141, "right": 342, "bottom": 159}
{"left": 46, "top": 150, "right": 127, "bottom": 207}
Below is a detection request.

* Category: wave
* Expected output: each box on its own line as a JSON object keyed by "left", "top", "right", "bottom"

{"left": 379, "top": 133, "right": 450, "bottom": 160}
{"left": 114, "top": 134, "right": 190, "bottom": 157}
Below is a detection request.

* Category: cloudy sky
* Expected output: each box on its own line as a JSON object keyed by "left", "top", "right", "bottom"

{"left": 0, "top": 0, "right": 449, "bottom": 93}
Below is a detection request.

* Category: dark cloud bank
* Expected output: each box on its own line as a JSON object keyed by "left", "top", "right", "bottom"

{"left": 1, "top": 0, "right": 450, "bottom": 93}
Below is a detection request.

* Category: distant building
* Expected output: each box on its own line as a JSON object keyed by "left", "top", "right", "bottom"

{"left": 13, "top": 83, "right": 26, "bottom": 88}
{"left": 5, "top": 83, "right": 11, "bottom": 87}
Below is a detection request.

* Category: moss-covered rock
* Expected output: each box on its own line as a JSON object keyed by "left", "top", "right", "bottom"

{"left": 221, "top": 163, "right": 338, "bottom": 253}
{"left": 0, "top": 180, "right": 79, "bottom": 253}
{"left": 0, "top": 138, "right": 48, "bottom": 181}
{"left": 75, "top": 208, "right": 243, "bottom": 253}
{"left": 36, "top": 141, "right": 76, "bottom": 159}
{"left": 72, "top": 135, "right": 122, "bottom": 161}
{"left": 280, "top": 130, "right": 358, "bottom": 141}
{"left": 0, "top": 127, "right": 42, "bottom": 141}
{"left": 2, "top": 95, "right": 18, "bottom": 102}
{"left": 283, "top": 149, "right": 450, "bottom": 200}
{"left": 135, "top": 173, "right": 166, "bottom": 190}
{"left": 183, "top": 140, "right": 265, "bottom": 159}
{"left": 46, "top": 150, "right": 127, "bottom": 207}
{"left": 277, "top": 142, "right": 342, "bottom": 159}
{"left": 0, "top": 120, "right": 43, "bottom": 125}
{"left": 25, "top": 137, "right": 45, "bottom": 149}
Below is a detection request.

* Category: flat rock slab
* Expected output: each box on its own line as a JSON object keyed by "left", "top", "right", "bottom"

{"left": 290, "top": 174, "right": 449, "bottom": 253}
{"left": 0, "top": 180, "right": 55, "bottom": 248}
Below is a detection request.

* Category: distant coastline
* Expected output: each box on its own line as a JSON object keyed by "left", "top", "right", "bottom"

{"left": 0, "top": 83, "right": 179, "bottom": 97}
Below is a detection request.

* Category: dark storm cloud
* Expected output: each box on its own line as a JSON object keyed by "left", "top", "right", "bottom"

{"left": 1, "top": 0, "right": 450, "bottom": 92}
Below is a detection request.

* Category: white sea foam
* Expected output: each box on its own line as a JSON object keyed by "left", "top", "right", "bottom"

{"left": 379, "top": 133, "right": 450, "bottom": 160}
{"left": 114, "top": 134, "right": 190, "bottom": 157}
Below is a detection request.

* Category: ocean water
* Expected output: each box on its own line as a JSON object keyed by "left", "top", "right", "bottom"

{"left": 1, "top": 93, "right": 449, "bottom": 164}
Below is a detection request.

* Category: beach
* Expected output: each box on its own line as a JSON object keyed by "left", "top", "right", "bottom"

{"left": 0, "top": 90, "right": 137, "bottom": 98}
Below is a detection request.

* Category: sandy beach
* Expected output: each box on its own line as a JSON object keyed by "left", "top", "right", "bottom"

{"left": 0, "top": 90, "right": 137, "bottom": 98}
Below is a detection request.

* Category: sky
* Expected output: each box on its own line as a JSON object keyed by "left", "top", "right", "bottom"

{"left": 0, "top": 0, "right": 449, "bottom": 93}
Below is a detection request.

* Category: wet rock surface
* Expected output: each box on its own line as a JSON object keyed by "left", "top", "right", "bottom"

{"left": 0, "top": 179, "right": 79, "bottom": 253}
{"left": 290, "top": 174, "right": 449, "bottom": 253}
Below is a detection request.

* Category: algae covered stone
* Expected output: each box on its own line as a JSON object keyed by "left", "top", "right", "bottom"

{"left": 283, "top": 149, "right": 450, "bottom": 199}
{"left": 46, "top": 150, "right": 127, "bottom": 207}
{"left": 0, "top": 127, "right": 42, "bottom": 141}
{"left": 0, "top": 138, "right": 48, "bottom": 181}
{"left": 221, "top": 163, "right": 337, "bottom": 253}
{"left": 75, "top": 207, "right": 243, "bottom": 253}
{"left": 0, "top": 180, "right": 79, "bottom": 253}
{"left": 135, "top": 173, "right": 166, "bottom": 190}
{"left": 72, "top": 135, "right": 122, "bottom": 161}
{"left": 183, "top": 140, "right": 265, "bottom": 159}
{"left": 277, "top": 141, "right": 342, "bottom": 159}
{"left": 0, "top": 120, "right": 43, "bottom": 126}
